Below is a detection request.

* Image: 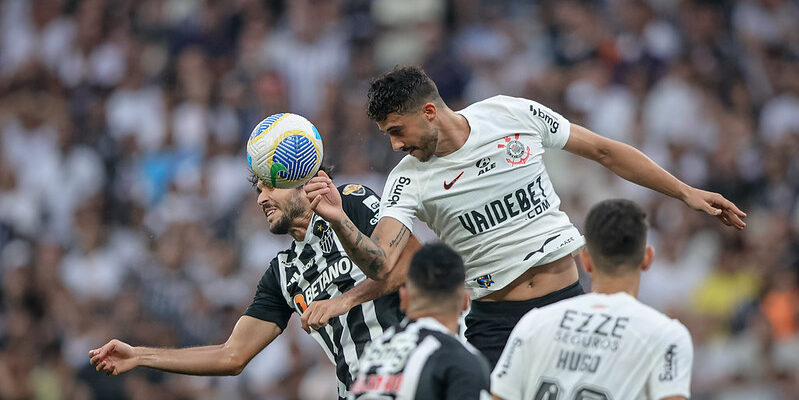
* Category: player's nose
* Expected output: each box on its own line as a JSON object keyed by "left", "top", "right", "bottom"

{"left": 257, "top": 188, "right": 271, "bottom": 206}
{"left": 390, "top": 137, "right": 404, "bottom": 152}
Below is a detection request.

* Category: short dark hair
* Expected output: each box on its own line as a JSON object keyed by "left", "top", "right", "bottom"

{"left": 248, "top": 164, "right": 335, "bottom": 188}
{"left": 408, "top": 242, "right": 465, "bottom": 296}
{"left": 367, "top": 65, "right": 442, "bottom": 122}
{"left": 584, "top": 199, "right": 648, "bottom": 275}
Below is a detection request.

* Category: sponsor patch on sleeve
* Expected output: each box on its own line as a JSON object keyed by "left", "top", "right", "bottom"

{"left": 343, "top": 184, "right": 366, "bottom": 196}
{"left": 362, "top": 195, "right": 380, "bottom": 211}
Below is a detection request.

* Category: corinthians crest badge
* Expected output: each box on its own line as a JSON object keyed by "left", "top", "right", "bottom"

{"left": 497, "top": 133, "right": 532, "bottom": 166}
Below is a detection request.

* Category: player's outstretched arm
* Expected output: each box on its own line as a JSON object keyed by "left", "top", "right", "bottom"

{"left": 305, "top": 171, "right": 412, "bottom": 280}
{"left": 88, "top": 316, "right": 280, "bottom": 376}
{"left": 301, "top": 234, "right": 422, "bottom": 331}
{"left": 563, "top": 124, "right": 746, "bottom": 229}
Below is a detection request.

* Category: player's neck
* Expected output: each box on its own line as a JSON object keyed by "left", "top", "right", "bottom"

{"left": 590, "top": 273, "right": 640, "bottom": 298}
{"left": 434, "top": 108, "right": 471, "bottom": 157}
{"left": 289, "top": 211, "right": 314, "bottom": 241}
{"left": 406, "top": 310, "right": 460, "bottom": 334}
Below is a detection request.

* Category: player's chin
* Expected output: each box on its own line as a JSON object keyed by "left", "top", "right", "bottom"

{"left": 411, "top": 149, "right": 432, "bottom": 162}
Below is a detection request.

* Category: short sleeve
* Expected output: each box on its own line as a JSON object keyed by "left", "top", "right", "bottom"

{"left": 244, "top": 259, "right": 294, "bottom": 331}
{"left": 647, "top": 321, "right": 693, "bottom": 399}
{"left": 378, "top": 163, "right": 419, "bottom": 231}
{"left": 504, "top": 96, "right": 571, "bottom": 149}
{"left": 339, "top": 184, "right": 381, "bottom": 236}
{"left": 490, "top": 320, "right": 533, "bottom": 400}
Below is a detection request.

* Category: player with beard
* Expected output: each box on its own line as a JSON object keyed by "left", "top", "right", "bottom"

{"left": 89, "top": 167, "right": 421, "bottom": 399}
{"left": 304, "top": 65, "right": 745, "bottom": 367}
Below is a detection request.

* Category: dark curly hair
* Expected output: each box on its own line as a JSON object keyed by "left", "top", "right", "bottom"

{"left": 366, "top": 66, "right": 443, "bottom": 122}
{"left": 584, "top": 199, "right": 649, "bottom": 275}
{"left": 408, "top": 242, "right": 465, "bottom": 296}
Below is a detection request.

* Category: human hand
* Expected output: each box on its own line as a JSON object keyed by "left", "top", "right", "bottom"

{"left": 88, "top": 339, "right": 138, "bottom": 376}
{"left": 304, "top": 170, "right": 346, "bottom": 224}
{"left": 682, "top": 187, "right": 746, "bottom": 229}
{"left": 300, "top": 297, "right": 353, "bottom": 333}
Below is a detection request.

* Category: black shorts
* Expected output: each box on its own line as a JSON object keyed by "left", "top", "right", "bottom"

{"left": 465, "top": 281, "right": 585, "bottom": 369}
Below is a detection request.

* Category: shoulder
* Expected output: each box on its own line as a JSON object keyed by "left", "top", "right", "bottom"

{"left": 628, "top": 297, "right": 683, "bottom": 329}
{"left": 337, "top": 183, "right": 380, "bottom": 206}
{"left": 620, "top": 296, "right": 691, "bottom": 344}
{"left": 660, "top": 318, "right": 692, "bottom": 344}
{"left": 337, "top": 183, "right": 381, "bottom": 229}
{"left": 463, "top": 95, "right": 523, "bottom": 110}
{"left": 425, "top": 329, "right": 487, "bottom": 365}
{"left": 387, "top": 155, "right": 421, "bottom": 176}
{"left": 258, "top": 249, "right": 291, "bottom": 284}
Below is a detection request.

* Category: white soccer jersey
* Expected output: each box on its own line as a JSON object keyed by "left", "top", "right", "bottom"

{"left": 379, "top": 95, "right": 584, "bottom": 299}
{"left": 491, "top": 292, "right": 693, "bottom": 400}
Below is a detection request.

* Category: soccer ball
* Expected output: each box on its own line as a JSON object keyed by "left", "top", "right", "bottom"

{"left": 247, "top": 113, "right": 324, "bottom": 189}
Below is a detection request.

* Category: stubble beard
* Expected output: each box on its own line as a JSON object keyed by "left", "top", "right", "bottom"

{"left": 415, "top": 129, "right": 438, "bottom": 162}
{"left": 268, "top": 191, "right": 306, "bottom": 235}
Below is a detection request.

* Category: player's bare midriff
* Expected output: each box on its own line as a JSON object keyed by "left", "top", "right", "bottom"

{"left": 477, "top": 255, "right": 579, "bottom": 302}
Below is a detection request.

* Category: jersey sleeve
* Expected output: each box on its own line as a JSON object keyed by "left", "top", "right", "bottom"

{"left": 243, "top": 258, "right": 294, "bottom": 331}
{"left": 647, "top": 321, "right": 693, "bottom": 399}
{"left": 490, "top": 316, "right": 534, "bottom": 400}
{"left": 378, "top": 162, "right": 419, "bottom": 231}
{"left": 503, "top": 95, "right": 571, "bottom": 149}
{"left": 339, "top": 184, "right": 381, "bottom": 236}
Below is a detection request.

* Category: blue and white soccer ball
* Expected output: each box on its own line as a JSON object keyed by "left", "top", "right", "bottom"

{"left": 247, "top": 113, "right": 324, "bottom": 189}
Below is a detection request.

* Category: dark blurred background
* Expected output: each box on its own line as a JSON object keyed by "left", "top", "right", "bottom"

{"left": 0, "top": 0, "right": 797, "bottom": 398}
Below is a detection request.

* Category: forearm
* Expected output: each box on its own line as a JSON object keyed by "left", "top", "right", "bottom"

{"left": 597, "top": 141, "right": 689, "bottom": 200}
{"left": 330, "top": 217, "right": 389, "bottom": 280}
{"left": 135, "top": 344, "right": 242, "bottom": 376}
{"left": 338, "top": 235, "right": 419, "bottom": 306}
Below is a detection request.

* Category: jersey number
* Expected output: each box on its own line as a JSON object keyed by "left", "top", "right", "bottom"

{"left": 534, "top": 380, "right": 610, "bottom": 400}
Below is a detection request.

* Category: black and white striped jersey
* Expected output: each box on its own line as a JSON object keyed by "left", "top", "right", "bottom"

{"left": 244, "top": 184, "right": 403, "bottom": 397}
{"left": 348, "top": 317, "right": 491, "bottom": 400}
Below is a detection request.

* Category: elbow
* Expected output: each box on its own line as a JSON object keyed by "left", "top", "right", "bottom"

{"left": 593, "top": 145, "right": 612, "bottom": 166}
{"left": 229, "top": 364, "right": 245, "bottom": 376}
{"left": 371, "top": 265, "right": 390, "bottom": 281}
{"left": 226, "top": 359, "right": 247, "bottom": 376}
{"left": 363, "top": 258, "right": 391, "bottom": 281}
{"left": 221, "top": 348, "right": 249, "bottom": 376}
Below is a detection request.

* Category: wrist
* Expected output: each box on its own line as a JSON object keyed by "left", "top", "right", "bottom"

{"left": 329, "top": 213, "right": 349, "bottom": 230}
{"left": 676, "top": 182, "right": 692, "bottom": 202}
{"left": 132, "top": 347, "right": 148, "bottom": 368}
{"left": 339, "top": 291, "right": 357, "bottom": 311}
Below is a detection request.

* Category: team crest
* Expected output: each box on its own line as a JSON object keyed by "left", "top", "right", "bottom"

{"left": 475, "top": 274, "right": 494, "bottom": 288}
{"left": 497, "top": 134, "right": 532, "bottom": 166}
{"left": 312, "top": 220, "right": 336, "bottom": 253}
{"left": 342, "top": 184, "right": 366, "bottom": 196}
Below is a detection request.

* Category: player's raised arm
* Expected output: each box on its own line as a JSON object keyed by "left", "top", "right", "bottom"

{"left": 304, "top": 171, "right": 411, "bottom": 280}
{"left": 301, "top": 234, "right": 421, "bottom": 331}
{"left": 563, "top": 123, "right": 746, "bottom": 229}
{"left": 88, "top": 316, "right": 280, "bottom": 376}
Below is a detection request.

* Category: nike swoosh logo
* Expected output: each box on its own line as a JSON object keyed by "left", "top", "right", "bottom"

{"left": 523, "top": 234, "right": 561, "bottom": 261}
{"left": 443, "top": 171, "right": 464, "bottom": 190}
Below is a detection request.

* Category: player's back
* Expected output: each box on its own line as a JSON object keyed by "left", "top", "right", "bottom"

{"left": 492, "top": 292, "right": 693, "bottom": 400}
{"left": 349, "top": 317, "right": 490, "bottom": 400}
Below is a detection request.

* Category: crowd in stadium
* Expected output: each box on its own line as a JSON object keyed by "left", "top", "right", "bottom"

{"left": 0, "top": 0, "right": 798, "bottom": 398}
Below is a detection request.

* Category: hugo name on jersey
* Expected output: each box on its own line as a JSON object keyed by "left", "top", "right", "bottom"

{"left": 245, "top": 184, "right": 402, "bottom": 397}
{"left": 491, "top": 292, "right": 693, "bottom": 400}
{"left": 379, "top": 95, "right": 584, "bottom": 299}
